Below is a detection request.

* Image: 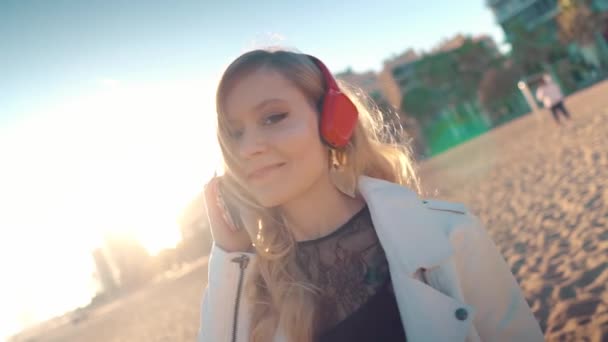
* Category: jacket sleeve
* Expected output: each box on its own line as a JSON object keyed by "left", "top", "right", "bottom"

{"left": 453, "top": 214, "right": 545, "bottom": 342}
{"left": 198, "top": 243, "right": 256, "bottom": 342}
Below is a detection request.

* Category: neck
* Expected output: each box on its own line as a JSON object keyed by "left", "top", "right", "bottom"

{"left": 280, "top": 174, "right": 365, "bottom": 241}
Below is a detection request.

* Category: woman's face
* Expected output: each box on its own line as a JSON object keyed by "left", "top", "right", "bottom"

{"left": 223, "top": 67, "right": 328, "bottom": 207}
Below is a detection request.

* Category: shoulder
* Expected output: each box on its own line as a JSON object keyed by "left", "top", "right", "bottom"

{"left": 422, "top": 198, "right": 472, "bottom": 228}
{"left": 422, "top": 198, "right": 467, "bottom": 215}
{"left": 421, "top": 198, "right": 482, "bottom": 243}
{"left": 357, "top": 175, "right": 477, "bottom": 232}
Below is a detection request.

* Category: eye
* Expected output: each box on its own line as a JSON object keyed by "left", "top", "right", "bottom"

{"left": 262, "top": 112, "right": 288, "bottom": 125}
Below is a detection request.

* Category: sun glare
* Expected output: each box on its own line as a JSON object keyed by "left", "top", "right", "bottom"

{"left": 0, "top": 77, "right": 220, "bottom": 337}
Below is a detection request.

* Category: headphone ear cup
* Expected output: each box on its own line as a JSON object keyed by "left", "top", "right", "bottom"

{"left": 320, "top": 89, "right": 358, "bottom": 148}
{"left": 307, "top": 54, "right": 359, "bottom": 148}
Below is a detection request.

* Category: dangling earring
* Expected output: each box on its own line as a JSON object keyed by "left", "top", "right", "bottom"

{"left": 329, "top": 148, "right": 357, "bottom": 198}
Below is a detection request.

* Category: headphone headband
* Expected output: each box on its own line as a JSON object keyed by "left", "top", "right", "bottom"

{"left": 306, "top": 55, "right": 339, "bottom": 91}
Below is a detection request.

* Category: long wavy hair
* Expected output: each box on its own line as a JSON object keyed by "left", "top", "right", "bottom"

{"left": 215, "top": 48, "right": 419, "bottom": 341}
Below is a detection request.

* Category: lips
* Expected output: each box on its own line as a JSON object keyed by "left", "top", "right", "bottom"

{"left": 247, "top": 163, "right": 285, "bottom": 180}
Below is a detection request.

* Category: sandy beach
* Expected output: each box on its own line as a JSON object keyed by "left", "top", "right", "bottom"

{"left": 19, "top": 81, "right": 608, "bottom": 341}
{"left": 421, "top": 80, "right": 608, "bottom": 341}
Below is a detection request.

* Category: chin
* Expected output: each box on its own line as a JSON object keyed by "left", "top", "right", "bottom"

{"left": 250, "top": 185, "right": 294, "bottom": 208}
{"left": 253, "top": 192, "right": 288, "bottom": 208}
{"left": 249, "top": 170, "right": 323, "bottom": 208}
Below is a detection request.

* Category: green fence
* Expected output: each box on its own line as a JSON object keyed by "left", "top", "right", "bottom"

{"left": 423, "top": 94, "right": 531, "bottom": 156}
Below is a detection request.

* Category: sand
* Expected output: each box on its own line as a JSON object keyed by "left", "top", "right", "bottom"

{"left": 420, "top": 80, "right": 608, "bottom": 341}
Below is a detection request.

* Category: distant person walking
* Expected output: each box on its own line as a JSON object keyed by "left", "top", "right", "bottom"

{"left": 535, "top": 74, "right": 572, "bottom": 125}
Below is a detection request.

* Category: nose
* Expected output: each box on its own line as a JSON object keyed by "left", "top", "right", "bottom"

{"left": 237, "top": 129, "right": 268, "bottom": 160}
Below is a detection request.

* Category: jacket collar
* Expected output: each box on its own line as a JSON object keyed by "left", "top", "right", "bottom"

{"left": 358, "top": 176, "right": 454, "bottom": 275}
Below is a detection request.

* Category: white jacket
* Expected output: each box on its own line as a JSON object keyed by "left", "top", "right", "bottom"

{"left": 198, "top": 176, "right": 544, "bottom": 342}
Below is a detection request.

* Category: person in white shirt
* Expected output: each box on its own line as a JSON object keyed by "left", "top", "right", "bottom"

{"left": 535, "top": 74, "right": 572, "bottom": 124}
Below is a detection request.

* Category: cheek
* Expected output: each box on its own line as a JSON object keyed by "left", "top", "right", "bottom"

{"left": 254, "top": 118, "right": 328, "bottom": 206}
{"left": 271, "top": 118, "right": 326, "bottom": 171}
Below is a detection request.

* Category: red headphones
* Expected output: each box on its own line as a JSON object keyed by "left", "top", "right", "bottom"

{"left": 307, "top": 55, "right": 359, "bottom": 149}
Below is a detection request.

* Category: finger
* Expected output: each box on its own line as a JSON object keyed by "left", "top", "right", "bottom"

{"left": 215, "top": 185, "right": 239, "bottom": 232}
{"left": 203, "top": 178, "right": 228, "bottom": 230}
{"left": 204, "top": 177, "right": 239, "bottom": 232}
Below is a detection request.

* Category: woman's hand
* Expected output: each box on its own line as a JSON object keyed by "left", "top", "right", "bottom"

{"left": 204, "top": 177, "right": 253, "bottom": 253}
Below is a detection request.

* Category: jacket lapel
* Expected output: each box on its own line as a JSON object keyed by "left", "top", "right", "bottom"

{"left": 358, "top": 176, "right": 475, "bottom": 341}
{"left": 358, "top": 176, "right": 453, "bottom": 275}
{"left": 394, "top": 271, "right": 476, "bottom": 341}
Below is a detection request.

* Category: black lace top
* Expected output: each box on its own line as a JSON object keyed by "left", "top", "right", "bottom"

{"left": 295, "top": 206, "right": 407, "bottom": 341}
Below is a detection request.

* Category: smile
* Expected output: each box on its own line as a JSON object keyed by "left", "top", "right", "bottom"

{"left": 247, "top": 163, "right": 286, "bottom": 180}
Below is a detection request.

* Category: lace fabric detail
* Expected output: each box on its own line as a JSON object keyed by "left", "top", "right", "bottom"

{"left": 295, "top": 206, "right": 391, "bottom": 333}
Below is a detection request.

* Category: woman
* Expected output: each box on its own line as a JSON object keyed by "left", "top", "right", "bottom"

{"left": 198, "top": 49, "right": 543, "bottom": 342}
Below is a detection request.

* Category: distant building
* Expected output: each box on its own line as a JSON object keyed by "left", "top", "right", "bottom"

{"left": 475, "top": 34, "right": 501, "bottom": 53}
{"left": 601, "top": 1, "right": 608, "bottom": 44}
{"left": 179, "top": 189, "right": 208, "bottom": 241}
{"left": 92, "top": 247, "right": 119, "bottom": 294}
{"left": 433, "top": 34, "right": 500, "bottom": 55}
{"left": 380, "top": 36, "right": 500, "bottom": 109}
{"left": 487, "top": 0, "right": 608, "bottom": 73}
{"left": 335, "top": 58, "right": 427, "bottom": 157}
{"left": 379, "top": 49, "right": 420, "bottom": 109}
{"left": 487, "top": 0, "right": 561, "bottom": 36}
{"left": 487, "top": 1, "right": 608, "bottom": 52}
{"left": 336, "top": 68, "right": 386, "bottom": 104}
{"left": 92, "top": 234, "right": 154, "bottom": 292}
{"left": 432, "top": 34, "right": 470, "bottom": 53}
{"left": 178, "top": 189, "right": 213, "bottom": 261}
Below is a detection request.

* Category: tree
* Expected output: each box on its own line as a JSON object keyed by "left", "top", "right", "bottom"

{"left": 507, "top": 20, "right": 567, "bottom": 74}
{"left": 400, "top": 86, "right": 443, "bottom": 126}
{"left": 454, "top": 39, "right": 501, "bottom": 92}
{"left": 478, "top": 63, "right": 522, "bottom": 121}
{"left": 557, "top": 0, "right": 608, "bottom": 46}
{"left": 400, "top": 37, "right": 500, "bottom": 124}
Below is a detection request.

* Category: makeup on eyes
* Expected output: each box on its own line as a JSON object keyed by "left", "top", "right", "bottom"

{"left": 226, "top": 103, "right": 290, "bottom": 140}
{"left": 261, "top": 112, "right": 288, "bottom": 125}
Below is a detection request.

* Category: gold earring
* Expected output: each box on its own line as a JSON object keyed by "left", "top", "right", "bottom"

{"left": 329, "top": 148, "right": 357, "bottom": 198}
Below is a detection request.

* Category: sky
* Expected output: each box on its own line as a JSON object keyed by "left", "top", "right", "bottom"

{"left": 0, "top": 0, "right": 504, "bottom": 338}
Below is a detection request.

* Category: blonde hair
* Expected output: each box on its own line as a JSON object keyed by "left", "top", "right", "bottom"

{"left": 215, "top": 48, "right": 419, "bottom": 341}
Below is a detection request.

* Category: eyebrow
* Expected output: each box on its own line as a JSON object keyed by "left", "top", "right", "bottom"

{"left": 226, "top": 98, "right": 288, "bottom": 125}
{"left": 253, "top": 98, "right": 287, "bottom": 112}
